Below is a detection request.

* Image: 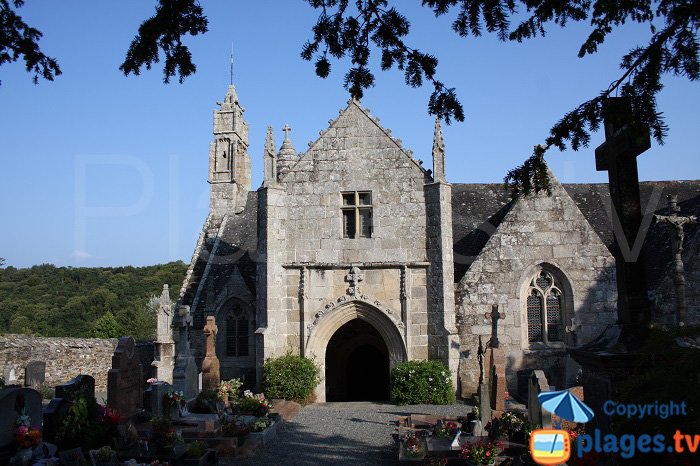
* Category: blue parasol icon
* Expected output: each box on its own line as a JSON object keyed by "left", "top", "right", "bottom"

{"left": 537, "top": 390, "right": 595, "bottom": 423}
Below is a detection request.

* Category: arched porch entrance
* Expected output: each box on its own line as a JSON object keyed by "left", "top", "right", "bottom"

{"left": 326, "top": 319, "right": 390, "bottom": 401}
{"left": 305, "top": 300, "right": 407, "bottom": 402}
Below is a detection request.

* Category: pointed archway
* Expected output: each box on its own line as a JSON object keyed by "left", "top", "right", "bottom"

{"left": 305, "top": 300, "right": 407, "bottom": 402}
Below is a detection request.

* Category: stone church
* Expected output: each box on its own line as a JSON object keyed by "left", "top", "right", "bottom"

{"left": 173, "top": 83, "right": 700, "bottom": 402}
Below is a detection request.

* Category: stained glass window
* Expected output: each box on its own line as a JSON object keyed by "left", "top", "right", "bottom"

{"left": 526, "top": 269, "right": 566, "bottom": 345}
{"left": 226, "top": 305, "right": 250, "bottom": 357}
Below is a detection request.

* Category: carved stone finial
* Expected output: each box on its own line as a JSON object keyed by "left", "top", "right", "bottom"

{"left": 263, "top": 125, "right": 277, "bottom": 183}
{"left": 282, "top": 124, "right": 292, "bottom": 141}
{"left": 432, "top": 117, "right": 446, "bottom": 181}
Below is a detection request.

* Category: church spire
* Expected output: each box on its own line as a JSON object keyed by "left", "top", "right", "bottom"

{"left": 432, "top": 117, "right": 446, "bottom": 182}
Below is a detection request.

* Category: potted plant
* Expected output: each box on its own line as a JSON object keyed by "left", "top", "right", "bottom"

{"left": 217, "top": 379, "right": 243, "bottom": 406}
{"left": 183, "top": 440, "right": 210, "bottom": 466}
{"left": 89, "top": 445, "right": 118, "bottom": 466}
{"left": 460, "top": 439, "right": 502, "bottom": 465}
{"left": 399, "top": 431, "right": 426, "bottom": 461}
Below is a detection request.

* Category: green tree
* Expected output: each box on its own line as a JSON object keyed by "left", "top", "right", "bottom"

{"left": 2, "top": 1, "right": 697, "bottom": 194}
{"left": 92, "top": 312, "right": 122, "bottom": 339}
{"left": 9, "top": 314, "right": 33, "bottom": 334}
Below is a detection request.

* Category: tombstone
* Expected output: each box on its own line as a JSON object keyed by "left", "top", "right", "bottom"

{"left": 482, "top": 305, "right": 506, "bottom": 416}
{"left": 3, "top": 366, "right": 17, "bottom": 386}
{"left": 24, "top": 361, "right": 46, "bottom": 388}
{"left": 55, "top": 374, "right": 95, "bottom": 402}
{"left": 152, "top": 284, "right": 176, "bottom": 383}
{"left": 0, "top": 388, "right": 42, "bottom": 459}
{"left": 42, "top": 397, "right": 73, "bottom": 444}
{"left": 201, "top": 316, "right": 221, "bottom": 393}
{"left": 172, "top": 305, "right": 199, "bottom": 399}
{"left": 107, "top": 336, "right": 143, "bottom": 418}
{"left": 144, "top": 381, "right": 172, "bottom": 417}
{"left": 527, "top": 370, "right": 552, "bottom": 428}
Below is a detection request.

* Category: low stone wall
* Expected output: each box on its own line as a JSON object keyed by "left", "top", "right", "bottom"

{"left": 0, "top": 335, "right": 119, "bottom": 392}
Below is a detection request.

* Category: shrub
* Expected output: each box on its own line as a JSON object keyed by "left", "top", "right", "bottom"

{"left": 391, "top": 360, "right": 455, "bottom": 405}
{"left": 263, "top": 353, "right": 320, "bottom": 402}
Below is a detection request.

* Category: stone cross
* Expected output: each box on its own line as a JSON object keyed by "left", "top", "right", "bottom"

{"left": 655, "top": 195, "right": 698, "bottom": 325}
{"left": 201, "top": 316, "right": 220, "bottom": 392}
{"left": 594, "top": 97, "right": 652, "bottom": 346}
{"left": 282, "top": 123, "right": 292, "bottom": 140}
{"left": 565, "top": 316, "right": 582, "bottom": 346}
{"left": 484, "top": 304, "right": 505, "bottom": 348}
{"left": 345, "top": 266, "right": 364, "bottom": 297}
{"left": 263, "top": 125, "right": 277, "bottom": 184}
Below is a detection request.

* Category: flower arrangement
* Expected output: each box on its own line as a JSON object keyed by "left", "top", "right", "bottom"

{"left": 163, "top": 390, "right": 186, "bottom": 408}
{"left": 425, "top": 457, "right": 448, "bottom": 466}
{"left": 433, "top": 420, "right": 460, "bottom": 438}
{"left": 149, "top": 416, "right": 176, "bottom": 450}
{"left": 250, "top": 416, "right": 272, "bottom": 432}
{"left": 146, "top": 378, "right": 159, "bottom": 384}
{"left": 16, "top": 425, "right": 42, "bottom": 449}
{"left": 485, "top": 410, "right": 536, "bottom": 443}
{"left": 232, "top": 391, "right": 273, "bottom": 416}
{"left": 460, "top": 439, "right": 502, "bottom": 465}
{"left": 94, "top": 445, "right": 116, "bottom": 462}
{"left": 217, "top": 379, "right": 243, "bottom": 401}
{"left": 15, "top": 408, "right": 41, "bottom": 449}
{"left": 401, "top": 432, "right": 425, "bottom": 458}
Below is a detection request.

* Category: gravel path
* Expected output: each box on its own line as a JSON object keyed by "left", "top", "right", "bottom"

{"left": 223, "top": 401, "right": 473, "bottom": 465}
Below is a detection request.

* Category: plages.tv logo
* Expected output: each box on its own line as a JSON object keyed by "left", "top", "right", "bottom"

{"left": 529, "top": 390, "right": 594, "bottom": 465}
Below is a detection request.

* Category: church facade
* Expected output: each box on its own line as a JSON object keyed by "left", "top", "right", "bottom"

{"left": 175, "top": 84, "right": 700, "bottom": 401}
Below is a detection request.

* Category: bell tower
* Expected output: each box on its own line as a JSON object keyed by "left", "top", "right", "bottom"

{"left": 208, "top": 83, "right": 251, "bottom": 216}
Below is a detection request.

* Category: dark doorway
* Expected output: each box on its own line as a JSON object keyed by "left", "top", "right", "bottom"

{"left": 325, "top": 319, "right": 390, "bottom": 402}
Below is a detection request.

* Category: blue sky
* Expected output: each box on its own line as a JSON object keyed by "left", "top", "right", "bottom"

{"left": 0, "top": 1, "right": 698, "bottom": 268}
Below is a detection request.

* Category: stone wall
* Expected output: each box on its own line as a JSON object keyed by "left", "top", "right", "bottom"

{"left": 456, "top": 178, "right": 618, "bottom": 397}
{"left": 0, "top": 335, "right": 118, "bottom": 392}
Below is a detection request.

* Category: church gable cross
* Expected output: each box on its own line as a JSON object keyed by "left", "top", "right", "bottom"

{"left": 593, "top": 97, "right": 652, "bottom": 339}
{"left": 345, "top": 266, "right": 364, "bottom": 297}
{"left": 484, "top": 304, "right": 505, "bottom": 348}
{"left": 282, "top": 124, "right": 292, "bottom": 140}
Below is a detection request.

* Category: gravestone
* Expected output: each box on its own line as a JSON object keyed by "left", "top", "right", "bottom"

{"left": 3, "top": 366, "right": 17, "bottom": 385}
{"left": 145, "top": 381, "right": 172, "bottom": 417}
{"left": 42, "top": 397, "right": 73, "bottom": 444}
{"left": 172, "top": 305, "right": 199, "bottom": 399}
{"left": 0, "top": 388, "right": 42, "bottom": 456}
{"left": 107, "top": 336, "right": 143, "bottom": 418}
{"left": 527, "top": 370, "right": 552, "bottom": 428}
{"left": 483, "top": 305, "right": 506, "bottom": 416}
{"left": 24, "top": 361, "right": 46, "bottom": 388}
{"left": 55, "top": 374, "right": 95, "bottom": 402}
{"left": 201, "top": 316, "right": 221, "bottom": 393}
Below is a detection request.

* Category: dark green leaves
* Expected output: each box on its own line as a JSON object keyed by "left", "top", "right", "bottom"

{"left": 119, "top": 0, "right": 208, "bottom": 84}
{"left": 0, "top": 0, "right": 61, "bottom": 86}
{"left": 302, "top": 0, "right": 465, "bottom": 123}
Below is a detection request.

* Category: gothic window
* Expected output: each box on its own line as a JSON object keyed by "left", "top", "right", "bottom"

{"left": 526, "top": 270, "right": 565, "bottom": 344}
{"left": 341, "top": 191, "right": 373, "bottom": 238}
{"left": 225, "top": 304, "right": 250, "bottom": 357}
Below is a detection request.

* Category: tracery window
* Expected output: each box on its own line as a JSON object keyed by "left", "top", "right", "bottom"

{"left": 225, "top": 304, "right": 250, "bottom": 357}
{"left": 526, "top": 270, "right": 564, "bottom": 344}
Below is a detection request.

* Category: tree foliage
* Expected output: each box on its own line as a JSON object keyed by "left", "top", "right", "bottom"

{"left": 0, "top": 0, "right": 61, "bottom": 86}
{"left": 0, "top": 261, "right": 186, "bottom": 339}
{"left": 2, "top": 1, "right": 698, "bottom": 196}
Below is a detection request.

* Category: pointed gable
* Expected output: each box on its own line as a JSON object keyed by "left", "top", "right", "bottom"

{"left": 281, "top": 99, "right": 427, "bottom": 181}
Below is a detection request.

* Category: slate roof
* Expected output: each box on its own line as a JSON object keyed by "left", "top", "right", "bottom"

{"left": 451, "top": 180, "right": 700, "bottom": 287}
{"left": 180, "top": 192, "right": 258, "bottom": 320}
{"left": 451, "top": 184, "right": 513, "bottom": 281}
